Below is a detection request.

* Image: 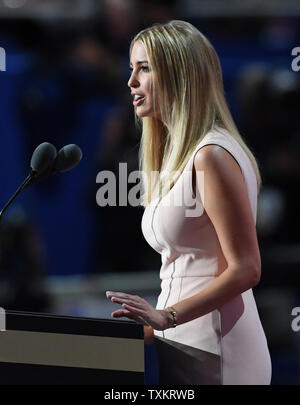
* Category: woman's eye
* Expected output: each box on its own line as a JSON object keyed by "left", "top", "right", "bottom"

{"left": 129, "top": 66, "right": 150, "bottom": 74}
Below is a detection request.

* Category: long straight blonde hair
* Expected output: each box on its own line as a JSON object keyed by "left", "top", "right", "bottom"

{"left": 130, "top": 20, "right": 262, "bottom": 206}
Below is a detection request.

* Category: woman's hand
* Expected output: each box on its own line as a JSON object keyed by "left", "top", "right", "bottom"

{"left": 106, "top": 291, "right": 171, "bottom": 331}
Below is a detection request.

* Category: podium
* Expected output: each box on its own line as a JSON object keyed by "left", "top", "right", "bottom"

{"left": 0, "top": 310, "right": 221, "bottom": 385}
{"left": 0, "top": 310, "right": 144, "bottom": 384}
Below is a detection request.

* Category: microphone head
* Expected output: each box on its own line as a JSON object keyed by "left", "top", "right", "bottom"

{"left": 54, "top": 144, "right": 83, "bottom": 173}
{"left": 30, "top": 142, "right": 57, "bottom": 174}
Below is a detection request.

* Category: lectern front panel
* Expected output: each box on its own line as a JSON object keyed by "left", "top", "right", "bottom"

{"left": 0, "top": 311, "right": 144, "bottom": 385}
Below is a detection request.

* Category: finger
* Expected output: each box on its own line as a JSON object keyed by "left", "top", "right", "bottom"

{"left": 110, "top": 297, "right": 145, "bottom": 309}
{"left": 111, "top": 309, "right": 130, "bottom": 317}
{"left": 107, "top": 291, "right": 143, "bottom": 303}
{"left": 111, "top": 308, "right": 142, "bottom": 318}
{"left": 122, "top": 303, "right": 146, "bottom": 316}
{"left": 106, "top": 291, "right": 125, "bottom": 298}
{"left": 111, "top": 309, "right": 146, "bottom": 325}
{"left": 106, "top": 291, "right": 134, "bottom": 300}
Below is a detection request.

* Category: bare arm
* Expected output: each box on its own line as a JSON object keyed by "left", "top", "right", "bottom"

{"left": 168, "top": 144, "right": 261, "bottom": 325}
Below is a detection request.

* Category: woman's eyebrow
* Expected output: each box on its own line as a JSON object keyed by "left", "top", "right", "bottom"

{"left": 129, "top": 60, "right": 149, "bottom": 66}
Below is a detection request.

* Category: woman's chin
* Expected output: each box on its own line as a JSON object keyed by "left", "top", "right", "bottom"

{"left": 135, "top": 108, "right": 148, "bottom": 118}
{"left": 135, "top": 109, "right": 156, "bottom": 119}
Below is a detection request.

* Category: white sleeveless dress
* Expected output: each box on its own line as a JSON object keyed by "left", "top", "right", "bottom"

{"left": 141, "top": 127, "right": 272, "bottom": 385}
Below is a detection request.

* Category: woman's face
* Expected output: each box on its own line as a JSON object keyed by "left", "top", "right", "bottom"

{"left": 128, "top": 41, "right": 160, "bottom": 119}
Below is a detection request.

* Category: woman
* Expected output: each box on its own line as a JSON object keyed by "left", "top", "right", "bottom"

{"left": 106, "top": 20, "right": 272, "bottom": 385}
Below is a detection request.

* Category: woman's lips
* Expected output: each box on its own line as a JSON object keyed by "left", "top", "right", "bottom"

{"left": 133, "top": 96, "right": 145, "bottom": 106}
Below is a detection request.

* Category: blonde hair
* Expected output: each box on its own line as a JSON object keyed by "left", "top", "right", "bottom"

{"left": 130, "top": 20, "right": 262, "bottom": 206}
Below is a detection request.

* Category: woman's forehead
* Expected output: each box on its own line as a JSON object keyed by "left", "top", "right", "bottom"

{"left": 130, "top": 42, "right": 149, "bottom": 64}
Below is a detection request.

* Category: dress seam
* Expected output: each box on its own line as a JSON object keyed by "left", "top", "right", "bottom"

{"left": 162, "top": 260, "right": 176, "bottom": 339}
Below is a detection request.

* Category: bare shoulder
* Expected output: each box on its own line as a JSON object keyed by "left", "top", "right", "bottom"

{"left": 193, "top": 143, "right": 247, "bottom": 211}
{"left": 192, "top": 143, "right": 245, "bottom": 203}
{"left": 193, "top": 144, "right": 242, "bottom": 177}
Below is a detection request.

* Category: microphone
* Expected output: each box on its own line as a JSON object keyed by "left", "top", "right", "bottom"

{"left": 30, "top": 142, "right": 57, "bottom": 175}
{"left": 0, "top": 142, "right": 57, "bottom": 224}
{"left": 53, "top": 144, "right": 83, "bottom": 173}
{"left": 26, "top": 144, "right": 83, "bottom": 186}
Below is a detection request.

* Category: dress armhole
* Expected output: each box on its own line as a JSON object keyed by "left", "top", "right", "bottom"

{"left": 189, "top": 142, "right": 245, "bottom": 201}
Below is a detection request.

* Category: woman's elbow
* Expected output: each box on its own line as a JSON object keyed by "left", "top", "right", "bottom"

{"left": 251, "top": 265, "right": 261, "bottom": 287}
{"left": 231, "top": 263, "right": 261, "bottom": 291}
{"left": 245, "top": 263, "right": 261, "bottom": 289}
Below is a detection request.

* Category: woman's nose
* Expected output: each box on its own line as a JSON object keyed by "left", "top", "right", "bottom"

{"left": 128, "top": 72, "right": 139, "bottom": 88}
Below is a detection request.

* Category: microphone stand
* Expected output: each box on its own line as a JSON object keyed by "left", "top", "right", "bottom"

{"left": 0, "top": 170, "right": 37, "bottom": 227}
{"left": 0, "top": 170, "right": 38, "bottom": 308}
